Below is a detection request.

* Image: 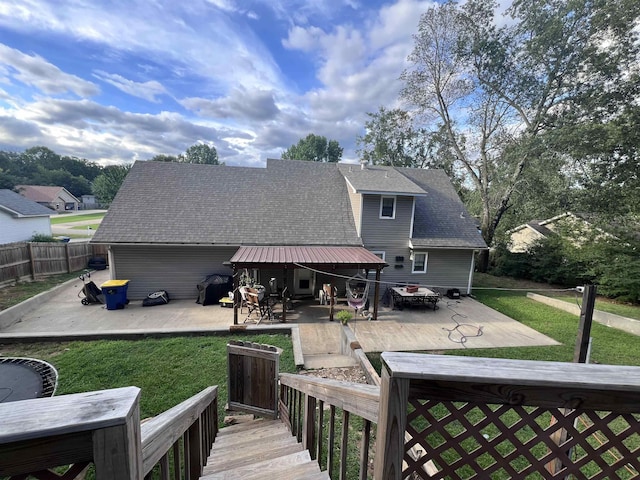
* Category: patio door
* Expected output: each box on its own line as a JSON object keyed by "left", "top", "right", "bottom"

{"left": 293, "top": 268, "right": 315, "bottom": 297}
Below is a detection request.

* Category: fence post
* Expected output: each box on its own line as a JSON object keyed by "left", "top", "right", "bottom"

{"left": 65, "top": 243, "right": 72, "bottom": 273}
{"left": 28, "top": 242, "right": 36, "bottom": 279}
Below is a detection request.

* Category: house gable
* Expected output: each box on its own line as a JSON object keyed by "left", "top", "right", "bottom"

{"left": 0, "top": 189, "right": 53, "bottom": 243}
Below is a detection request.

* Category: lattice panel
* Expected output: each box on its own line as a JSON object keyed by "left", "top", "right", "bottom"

{"left": 403, "top": 399, "right": 640, "bottom": 479}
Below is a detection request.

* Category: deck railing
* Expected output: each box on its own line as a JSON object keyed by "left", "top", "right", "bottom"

{"left": 141, "top": 386, "right": 218, "bottom": 479}
{"left": 375, "top": 353, "right": 640, "bottom": 480}
{"left": 0, "top": 386, "right": 218, "bottom": 480}
{"left": 279, "top": 372, "right": 380, "bottom": 479}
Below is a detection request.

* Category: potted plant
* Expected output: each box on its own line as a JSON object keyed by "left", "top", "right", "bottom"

{"left": 336, "top": 310, "right": 353, "bottom": 325}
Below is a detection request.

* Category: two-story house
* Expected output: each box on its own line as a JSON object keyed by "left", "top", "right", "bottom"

{"left": 91, "top": 159, "right": 486, "bottom": 303}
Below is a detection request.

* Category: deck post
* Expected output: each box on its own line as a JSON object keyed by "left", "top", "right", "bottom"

{"left": 373, "top": 268, "right": 380, "bottom": 320}
{"left": 374, "top": 363, "right": 409, "bottom": 480}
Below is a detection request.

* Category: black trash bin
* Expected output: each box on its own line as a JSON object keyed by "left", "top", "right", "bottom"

{"left": 196, "top": 274, "right": 233, "bottom": 306}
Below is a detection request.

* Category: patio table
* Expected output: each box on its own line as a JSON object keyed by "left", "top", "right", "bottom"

{"left": 391, "top": 286, "right": 440, "bottom": 310}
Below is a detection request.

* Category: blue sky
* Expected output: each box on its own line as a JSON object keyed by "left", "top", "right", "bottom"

{"left": 0, "top": 0, "right": 440, "bottom": 167}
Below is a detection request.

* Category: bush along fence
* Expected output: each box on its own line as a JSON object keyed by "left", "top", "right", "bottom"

{"left": 0, "top": 241, "right": 109, "bottom": 286}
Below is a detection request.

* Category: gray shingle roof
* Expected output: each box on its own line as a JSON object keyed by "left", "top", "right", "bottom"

{"left": 93, "top": 160, "right": 486, "bottom": 250}
{"left": 397, "top": 168, "right": 487, "bottom": 249}
{"left": 0, "top": 189, "right": 54, "bottom": 217}
{"left": 337, "top": 164, "right": 427, "bottom": 196}
{"left": 92, "top": 159, "right": 362, "bottom": 246}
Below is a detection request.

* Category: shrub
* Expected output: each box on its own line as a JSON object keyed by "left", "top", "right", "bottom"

{"left": 336, "top": 310, "right": 353, "bottom": 325}
{"left": 30, "top": 233, "right": 58, "bottom": 242}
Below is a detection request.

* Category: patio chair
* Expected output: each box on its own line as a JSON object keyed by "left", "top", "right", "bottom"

{"left": 243, "top": 287, "right": 274, "bottom": 324}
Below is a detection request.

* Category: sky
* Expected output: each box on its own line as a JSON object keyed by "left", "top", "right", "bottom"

{"left": 0, "top": 0, "right": 443, "bottom": 167}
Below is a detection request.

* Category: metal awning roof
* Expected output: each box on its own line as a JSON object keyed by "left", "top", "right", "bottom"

{"left": 230, "top": 246, "right": 387, "bottom": 268}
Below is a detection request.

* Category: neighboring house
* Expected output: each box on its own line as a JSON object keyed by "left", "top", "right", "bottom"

{"left": 508, "top": 212, "right": 607, "bottom": 253}
{"left": 91, "top": 160, "right": 486, "bottom": 300}
{"left": 0, "top": 189, "right": 55, "bottom": 244}
{"left": 81, "top": 194, "right": 98, "bottom": 209}
{"left": 16, "top": 185, "right": 79, "bottom": 211}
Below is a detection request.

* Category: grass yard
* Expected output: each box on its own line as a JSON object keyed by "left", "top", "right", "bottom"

{"left": 0, "top": 272, "right": 79, "bottom": 311}
{"left": 368, "top": 275, "right": 640, "bottom": 370}
{"left": 50, "top": 213, "right": 105, "bottom": 224}
{"left": 0, "top": 335, "right": 297, "bottom": 423}
{"left": 70, "top": 223, "right": 101, "bottom": 230}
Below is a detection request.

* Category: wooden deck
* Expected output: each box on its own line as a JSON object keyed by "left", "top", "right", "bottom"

{"left": 203, "top": 418, "right": 329, "bottom": 479}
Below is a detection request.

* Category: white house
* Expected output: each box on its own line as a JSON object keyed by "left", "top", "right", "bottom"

{"left": 0, "top": 189, "right": 55, "bottom": 244}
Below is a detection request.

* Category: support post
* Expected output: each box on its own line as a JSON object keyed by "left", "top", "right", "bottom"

{"left": 373, "top": 269, "right": 381, "bottom": 320}
{"left": 374, "top": 364, "right": 409, "bottom": 480}
{"left": 574, "top": 285, "right": 597, "bottom": 364}
{"left": 232, "top": 265, "right": 238, "bottom": 325}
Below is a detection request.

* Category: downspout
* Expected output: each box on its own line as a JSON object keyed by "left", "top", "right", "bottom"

{"left": 466, "top": 251, "right": 476, "bottom": 295}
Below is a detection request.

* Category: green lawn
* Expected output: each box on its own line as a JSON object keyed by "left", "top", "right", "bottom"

{"left": 70, "top": 223, "right": 101, "bottom": 230}
{"left": 50, "top": 213, "right": 105, "bottom": 224}
{"left": 368, "top": 276, "right": 640, "bottom": 371}
{"left": 0, "top": 335, "right": 296, "bottom": 423}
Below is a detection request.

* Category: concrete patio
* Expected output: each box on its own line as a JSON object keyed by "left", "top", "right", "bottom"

{"left": 0, "top": 269, "right": 559, "bottom": 368}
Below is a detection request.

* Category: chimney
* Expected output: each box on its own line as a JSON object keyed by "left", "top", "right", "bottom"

{"left": 360, "top": 159, "right": 368, "bottom": 170}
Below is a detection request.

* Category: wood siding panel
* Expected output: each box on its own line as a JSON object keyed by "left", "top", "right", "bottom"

{"left": 347, "top": 188, "right": 362, "bottom": 237}
{"left": 366, "top": 249, "right": 473, "bottom": 294}
{"left": 0, "top": 214, "right": 51, "bottom": 244}
{"left": 360, "top": 194, "right": 412, "bottom": 247}
{"left": 110, "top": 245, "right": 238, "bottom": 300}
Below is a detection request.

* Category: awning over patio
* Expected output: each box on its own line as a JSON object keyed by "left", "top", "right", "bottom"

{"left": 229, "top": 246, "right": 386, "bottom": 323}
{"left": 229, "top": 246, "right": 387, "bottom": 269}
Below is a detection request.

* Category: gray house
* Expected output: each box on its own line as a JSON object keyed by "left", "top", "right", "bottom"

{"left": 91, "top": 159, "right": 486, "bottom": 302}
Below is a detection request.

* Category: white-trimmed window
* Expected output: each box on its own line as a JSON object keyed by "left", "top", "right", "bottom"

{"left": 412, "top": 252, "right": 427, "bottom": 273}
{"left": 380, "top": 196, "right": 396, "bottom": 219}
{"left": 371, "top": 251, "right": 385, "bottom": 274}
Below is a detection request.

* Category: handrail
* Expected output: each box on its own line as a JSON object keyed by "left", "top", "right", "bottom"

{"left": 279, "top": 373, "right": 379, "bottom": 422}
{"left": 141, "top": 386, "right": 218, "bottom": 478}
{"left": 279, "top": 373, "right": 380, "bottom": 479}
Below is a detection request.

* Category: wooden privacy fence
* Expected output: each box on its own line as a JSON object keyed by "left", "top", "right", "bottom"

{"left": 227, "top": 340, "right": 281, "bottom": 419}
{"left": 0, "top": 241, "right": 108, "bottom": 285}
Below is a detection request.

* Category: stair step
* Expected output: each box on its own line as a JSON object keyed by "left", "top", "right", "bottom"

{"left": 215, "top": 419, "right": 281, "bottom": 437}
{"left": 204, "top": 441, "right": 304, "bottom": 474}
{"left": 212, "top": 427, "right": 294, "bottom": 451}
{"left": 210, "top": 431, "right": 298, "bottom": 457}
{"left": 201, "top": 450, "right": 318, "bottom": 480}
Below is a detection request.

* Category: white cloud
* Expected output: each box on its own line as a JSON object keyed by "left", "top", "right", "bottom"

{"left": 0, "top": 0, "right": 439, "bottom": 165}
{"left": 0, "top": 43, "right": 99, "bottom": 97}
{"left": 181, "top": 87, "right": 280, "bottom": 121}
{"left": 93, "top": 71, "right": 168, "bottom": 103}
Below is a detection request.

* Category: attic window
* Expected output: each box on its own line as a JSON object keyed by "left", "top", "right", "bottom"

{"left": 380, "top": 196, "right": 396, "bottom": 219}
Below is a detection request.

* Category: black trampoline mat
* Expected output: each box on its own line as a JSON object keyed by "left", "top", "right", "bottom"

{"left": 0, "top": 362, "right": 43, "bottom": 403}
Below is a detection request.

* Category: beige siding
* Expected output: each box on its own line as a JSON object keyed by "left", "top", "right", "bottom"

{"left": 509, "top": 227, "right": 543, "bottom": 253}
{"left": 110, "top": 245, "right": 237, "bottom": 300}
{"left": 347, "top": 188, "right": 362, "bottom": 237}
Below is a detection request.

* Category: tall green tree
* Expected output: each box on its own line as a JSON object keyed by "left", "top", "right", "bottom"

{"left": 92, "top": 164, "right": 132, "bottom": 206}
{"left": 180, "top": 144, "right": 221, "bottom": 165}
{"left": 356, "top": 107, "right": 441, "bottom": 169}
{"left": 400, "top": 0, "right": 640, "bottom": 271}
{"left": 281, "top": 134, "right": 343, "bottom": 162}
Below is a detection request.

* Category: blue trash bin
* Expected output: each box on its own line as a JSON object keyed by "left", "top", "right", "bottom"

{"left": 101, "top": 280, "right": 130, "bottom": 310}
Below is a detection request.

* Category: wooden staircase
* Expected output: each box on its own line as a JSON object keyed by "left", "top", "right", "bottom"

{"left": 201, "top": 417, "right": 330, "bottom": 479}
